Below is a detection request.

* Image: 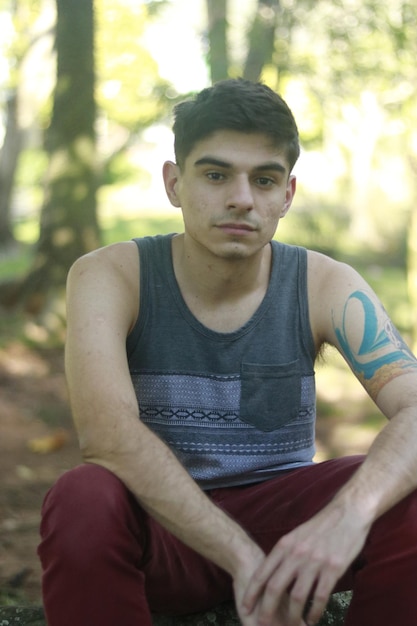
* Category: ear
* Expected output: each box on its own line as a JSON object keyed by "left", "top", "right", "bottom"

{"left": 162, "top": 160, "right": 182, "bottom": 208}
{"left": 280, "top": 174, "right": 296, "bottom": 217}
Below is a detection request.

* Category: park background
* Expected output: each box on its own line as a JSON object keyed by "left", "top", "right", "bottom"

{"left": 0, "top": 0, "right": 416, "bottom": 608}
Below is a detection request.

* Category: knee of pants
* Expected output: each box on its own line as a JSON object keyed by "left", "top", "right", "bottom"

{"left": 39, "top": 464, "right": 146, "bottom": 563}
{"left": 369, "top": 487, "right": 417, "bottom": 562}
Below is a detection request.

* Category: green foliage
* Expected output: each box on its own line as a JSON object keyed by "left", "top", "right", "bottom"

{"left": 15, "top": 148, "right": 48, "bottom": 188}
{"left": 95, "top": 0, "right": 171, "bottom": 132}
{"left": 277, "top": 201, "right": 351, "bottom": 257}
{"left": 101, "top": 213, "right": 183, "bottom": 245}
{"left": 361, "top": 265, "right": 412, "bottom": 336}
{"left": 201, "top": 0, "right": 417, "bottom": 272}
{"left": 0, "top": 0, "right": 416, "bottom": 334}
{"left": 0, "top": 243, "right": 33, "bottom": 280}
{"left": 0, "top": 305, "right": 29, "bottom": 348}
{"left": 101, "top": 150, "right": 146, "bottom": 186}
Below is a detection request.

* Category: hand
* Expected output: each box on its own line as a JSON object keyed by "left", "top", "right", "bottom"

{"left": 237, "top": 584, "right": 308, "bottom": 626}
{"left": 233, "top": 551, "right": 308, "bottom": 626}
{"left": 233, "top": 549, "right": 266, "bottom": 626}
{"left": 240, "top": 504, "right": 370, "bottom": 626}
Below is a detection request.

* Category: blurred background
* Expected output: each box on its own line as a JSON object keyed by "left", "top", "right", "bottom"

{"left": 0, "top": 0, "right": 416, "bottom": 606}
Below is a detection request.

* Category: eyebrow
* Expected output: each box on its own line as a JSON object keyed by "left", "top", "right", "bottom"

{"left": 193, "top": 156, "right": 287, "bottom": 175}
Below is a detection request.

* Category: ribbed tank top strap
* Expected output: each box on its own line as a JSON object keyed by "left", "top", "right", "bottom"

{"left": 296, "top": 245, "right": 315, "bottom": 360}
{"left": 271, "top": 241, "right": 315, "bottom": 362}
{"left": 126, "top": 234, "right": 174, "bottom": 358}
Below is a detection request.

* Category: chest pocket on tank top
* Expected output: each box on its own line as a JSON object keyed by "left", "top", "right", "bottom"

{"left": 240, "top": 360, "right": 301, "bottom": 432}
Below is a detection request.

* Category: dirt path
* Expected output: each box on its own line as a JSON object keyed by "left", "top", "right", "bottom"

{"left": 0, "top": 342, "right": 81, "bottom": 603}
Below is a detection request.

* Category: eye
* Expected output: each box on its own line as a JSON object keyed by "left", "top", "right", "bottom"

{"left": 206, "top": 171, "right": 225, "bottom": 181}
{"left": 255, "top": 176, "right": 275, "bottom": 187}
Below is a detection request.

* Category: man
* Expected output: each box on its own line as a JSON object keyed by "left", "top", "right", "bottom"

{"left": 38, "top": 78, "right": 417, "bottom": 626}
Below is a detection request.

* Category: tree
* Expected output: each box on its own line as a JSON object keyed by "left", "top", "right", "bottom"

{"left": 0, "top": 0, "right": 172, "bottom": 317}
{"left": 0, "top": 92, "right": 21, "bottom": 246}
{"left": 243, "top": 0, "right": 280, "bottom": 82}
{"left": 11, "top": 0, "right": 98, "bottom": 313}
{"left": 205, "top": 0, "right": 229, "bottom": 82}
{"left": 94, "top": 0, "right": 171, "bottom": 166}
{"left": 204, "top": 0, "right": 280, "bottom": 83}
{"left": 0, "top": 0, "right": 53, "bottom": 247}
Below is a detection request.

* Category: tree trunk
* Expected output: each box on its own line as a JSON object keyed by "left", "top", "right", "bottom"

{"left": 243, "top": 0, "right": 280, "bottom": 82}
{"left": 205, "top": 0, "right": 229, "bottom": 82}
{"left": 0, "top": 93, "right": 21, "bottom": 247}
{"left": 10, "top": 0, "right": 99, "bottom": 313}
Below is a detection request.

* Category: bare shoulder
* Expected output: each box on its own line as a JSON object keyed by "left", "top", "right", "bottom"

{"left": 307, "top": 249, "right": 361, "bottom": 284}
{"left": 68, "top": 240, "right": 139, "bottom": 284}
{"left": 67, "top": 240, "right": 140, "bottom": 333}
{"left": 306, "top": 250, "right": 368, "bottom": 346}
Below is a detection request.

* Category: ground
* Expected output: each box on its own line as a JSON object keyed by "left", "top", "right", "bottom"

{"left": 0, "top": 340, "right": 80, "bottom": 605}
{"left": 0, "top": 334, "right": 384, "bottom": 607}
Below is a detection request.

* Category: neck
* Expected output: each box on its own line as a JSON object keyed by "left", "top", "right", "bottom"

{"left": 170, "top": 234, "right": 273, "bottom": 333}
{"left": 172, "top": 233, "right": 272, "bottom": 302}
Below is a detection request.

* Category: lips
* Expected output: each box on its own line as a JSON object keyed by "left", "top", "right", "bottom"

{"left": 217, "top": 222, "right": 256, "bottom": 234}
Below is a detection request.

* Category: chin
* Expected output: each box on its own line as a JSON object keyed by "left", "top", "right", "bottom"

{"left": 215, "top": 243, "right": 258, "bottom": 260}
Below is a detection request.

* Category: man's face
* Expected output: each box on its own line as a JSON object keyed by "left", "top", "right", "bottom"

{"left": 163, "top": 130, "right": 296, "bottom": 261}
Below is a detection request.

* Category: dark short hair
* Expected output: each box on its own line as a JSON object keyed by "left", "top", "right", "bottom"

{"left": 173, "top": 78, "right": 300, "bottom": 172}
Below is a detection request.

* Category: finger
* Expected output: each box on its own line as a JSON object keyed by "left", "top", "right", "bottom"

{"left": 287, "top": 575, "right": 317, "bottom": 626}
{"left": 240, "top": 569, "right": 266, "bottom": 615}
{"left": 304, "top": 572, "right": 335, "bottom": 626}
{"left": 248, "top": 590, "right": 289, "bottom": 626}
{"left": 254, "top": 562, "right": 299, "bottom": 625}
{"left": 237, "top": 608, "right": 261, "bottom": 626}
{"left": 241, "top": 549, "right": 285, "bottom": 614}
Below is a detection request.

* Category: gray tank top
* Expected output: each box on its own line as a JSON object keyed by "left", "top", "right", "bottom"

{"left": 127, "top": 234, "right": 317, "bottom": 489}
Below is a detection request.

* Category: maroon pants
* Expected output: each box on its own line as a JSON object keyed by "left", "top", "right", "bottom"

{"left": 38, "top": 456, "right": 417, "bottom": 625}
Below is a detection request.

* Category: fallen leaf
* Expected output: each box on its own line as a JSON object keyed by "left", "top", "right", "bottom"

{"left": 27, "top": 429, "right": 69, "bottom": 454}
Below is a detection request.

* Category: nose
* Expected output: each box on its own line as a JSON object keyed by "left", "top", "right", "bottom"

{"left": 226, "top": 175, "right": 254, "bottom": 211}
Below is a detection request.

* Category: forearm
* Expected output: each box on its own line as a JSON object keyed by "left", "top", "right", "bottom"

{"left": 81, "top": 418, "right": 263, "bottom": 578}
{"left": 240, "top": 409, "right": 417, "bottom": 626}
{"left": 331, "top": 408, "right": 417, "bottom": 524}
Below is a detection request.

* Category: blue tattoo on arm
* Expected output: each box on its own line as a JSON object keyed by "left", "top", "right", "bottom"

{"left": 334, "top": 290, "right": 417, "bottom": 382}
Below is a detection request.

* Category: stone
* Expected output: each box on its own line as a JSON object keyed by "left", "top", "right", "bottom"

{"left": 0, "top": 605, "right": 45, "bottom": 626}
{"left": 0, "top": 593, "right": 352, "bottom": 625}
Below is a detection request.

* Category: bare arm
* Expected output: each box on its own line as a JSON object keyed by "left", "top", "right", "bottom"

{"left": 319, "top": 259, "right": 417, "bottom": 521}
{"left": 242, "top": 255, "right": 417, "bottom": 626}
{"left": 65, "top": 243, "right": 264, "bottom": 622}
